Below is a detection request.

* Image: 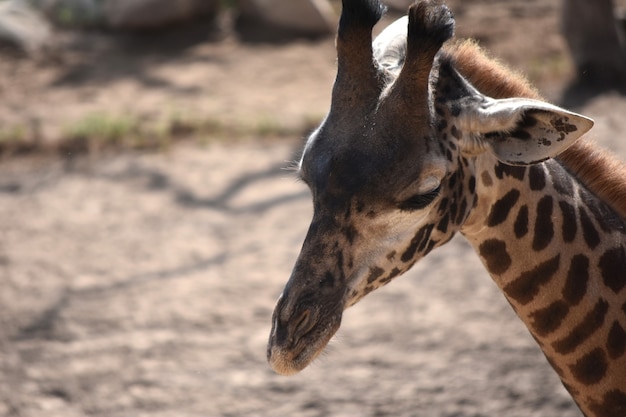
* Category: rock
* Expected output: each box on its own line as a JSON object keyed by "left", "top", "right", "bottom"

{"left": 103, "top": 0, "right": 219, "bottom": 30}
{"left": 0, "top": 0, "right": 52, "bottom": 55}
{"left": 236, "top": 0, "right": 336, "bottom": 40}
{"left": 561, "top": 0, "right": 626, "bottom": 87}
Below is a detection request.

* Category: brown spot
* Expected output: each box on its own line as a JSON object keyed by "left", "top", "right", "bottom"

{"left": 569, "top": 348, "right": 608, "bottom": 385}
{"left": 380, "top": 267, "right": 401, "bottom": 285}
{"left": 438, "top": 197, "right": 449, "bottom": 214}
{"left": 562, "top": 255, "right": 589, "bottom": 306}
{"left": 607, "top": 320, "right": 626, "bottom": 359}
{"left": 479, "top": 239, "right": 512, "bottom": 275}
{"left": 468, "top": 176, "right": 476, "bottom": 194}
{"left": 386, "top": 251, "right": 396, "bottom": 261}
{"left": 495, "top": 163, "right": 526, "bottom": 181}
{"left": 455, "top": 198, "right": 468, "bottom": 225}
{"left": 503, "top": 255, "right": 560, "bottom": 305}
{"left": 599, "top": 246, "right": 626, "bottom": 293}
{"left": 552, "top": 298, "right": 608, "bottom": 354}
{"left": 513, "top": 205, "right": 529, "bottom": 238}
{"left": 580, "top": 208, "right": 600, "bottom": 250}
{"left": 589, "top": 390, "right": 626, "bottom": 417}
{"left": 481, "top": 171, "right": 493, "bottom": 187}
{"left": 450, "top": 125, "right": 461, "bottom": 139}
{"left": 437, "top": 214, "right": 450, "bottom": 233}
{"left": 558, "top": 201, "right": 577, "bottom": 243}
{"left": 528, "top": 165, "right": 546, "bottom": 191}
{"left": 529, "top": 300, "right": 569, "bottom": 337}
{"left": 366, "top": 266, "right": 385, "bottom": 284}
{"left": 487, "top": 189, "right": 520, "bottom": 227}
{"left": 532, "top": 196, "right": 554, "bottom": 251}
{"left": 401, "top": 224, "right": 434, "bottom": 263}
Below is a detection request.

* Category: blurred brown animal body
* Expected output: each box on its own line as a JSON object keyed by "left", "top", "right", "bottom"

{"left": 267, "top": 1, "right": 626, "bottom": 416}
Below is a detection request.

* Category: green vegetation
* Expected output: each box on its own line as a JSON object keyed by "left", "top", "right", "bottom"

{"left": 65, "top": 112, "right": 134, "bottom": 143}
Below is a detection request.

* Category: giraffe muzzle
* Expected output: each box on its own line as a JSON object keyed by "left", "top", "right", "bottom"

{"left": 267, "top": 294, "right": 343, "bottom": 375}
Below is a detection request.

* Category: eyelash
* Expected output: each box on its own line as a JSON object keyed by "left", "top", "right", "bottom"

{"left": 399, "top": 185, "right": 442, "bottom": 211}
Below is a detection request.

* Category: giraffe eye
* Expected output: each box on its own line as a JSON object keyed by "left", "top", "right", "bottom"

{"left": 398, "top": 185, "right": 441, "bottom": 211}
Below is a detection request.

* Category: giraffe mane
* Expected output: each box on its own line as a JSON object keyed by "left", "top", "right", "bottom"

{"left": 445, "top": 39, "right": 626, "bottom": 220}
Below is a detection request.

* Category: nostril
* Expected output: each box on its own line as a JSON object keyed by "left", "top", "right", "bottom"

{"left": 293, "top": 309, "right": 313, "bottom": 338}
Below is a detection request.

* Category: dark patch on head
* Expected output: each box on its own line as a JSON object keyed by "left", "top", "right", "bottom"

{"left": 362, "top": 285, "right": 375, "bottom": 296}
{"left": 503, "top": 255, "right": 560, "bottom": 305}
{"left": 552, "top": 298, "right": 608, "bottom": 354}
{"left": 558, "top": 201, "right": 577, "bottom": 243}
{"left": 450, "top": 104, "right": 462, "bottom": 117}
{"left": 320, "top": 272, "right": 336, "bottom": 288}
{"left": 478, "top": 239, "right": 511, "bottom": 275}
{"left": 448, "top": 199, "right": 458, "bottom": 223}
{"left": 495, "top": 163, "right": 526, "bottom": 181}
{"left": 438, "top": 197, "right": 449, "bottom": 214}
{"left": 437, "top": 119, "right": 448, "bottom": 131}
{"left": 529, "top": 300, "right": 569, "bottom": 337}
{"left": 588, "top": 390, "right": 626, "bottom": 417}
{"left": 468, "top": 176, "right": 476, "bottom": 194}
{"left": 380, "top": 267, "right": 402, "bottom": 285}
{"left": 423, "top": 239, "right": 437, "bottom": 256}
{"left": 366, "top": 266, "right": 385, "bottom": 284}
{"left": 450, "top": 124, "right": 462, "bottom": 140}
{"left": 448, "top": 172, "right": 457, "bottom": 189}
{"left": 607, "top": 321, "right": 626, "bottom": 359}
{"left": 456, "top": 181, "right": 464, "bottom": 201}
{"left": 532, "top": 196, "right": 554, "bottom": 251}
{"left": 437, "top": 214, "right": 450, "bottom": 233}
{"left": 481, "top": 171, "right": 493, "bottom": 187}
{"left": 513, "top": 205, "right": 529, "bottom": 238}
{"left": 487, "top": 189, "right": 520, "bottom": 227}
{"left": 569, "top": 348, "right": 608, "bottom": 385}
{"left": 599, "top": 246, "right": 626, "bottom": 293}
{"left": 401, "top": 224, "right": 435, "bottom": 263}
{"left": 455, "top": 198, "right": 468, "bottom": 225}
{"left": 562, "top": 254, "right": 589, "bottom": 306}
{"left": 342, "top": 224, "right": 358, "bottom": 244}
{"left": 386, "top": 251, "right": 396, "bottom": 261}
{"left": 528, "top": 165, "right": 546, "bottom": 191}
{"left": 580, "top": 208, "right": 600, "bottom": 250}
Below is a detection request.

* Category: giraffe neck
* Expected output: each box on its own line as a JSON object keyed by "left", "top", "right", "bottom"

{"left": 460, "top": 154, "right": 626, "bottom": 417}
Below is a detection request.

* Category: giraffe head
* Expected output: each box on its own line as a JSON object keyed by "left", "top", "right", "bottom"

{"left": 267, "top": 0, "right": 594, "bottom": 376}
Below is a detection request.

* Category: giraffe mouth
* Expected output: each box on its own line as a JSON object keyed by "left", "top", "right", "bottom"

{"left": 267, "top": 307, "right": 342, "bottom": 376}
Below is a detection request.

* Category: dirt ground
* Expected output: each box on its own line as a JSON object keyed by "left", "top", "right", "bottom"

{"left": 1, "top": 1, "right": 626, "bottom": 416}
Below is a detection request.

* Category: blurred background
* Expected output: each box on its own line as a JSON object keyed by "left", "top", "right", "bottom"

{"left": 0, "top": 0, "right": 625, "bottom": 416}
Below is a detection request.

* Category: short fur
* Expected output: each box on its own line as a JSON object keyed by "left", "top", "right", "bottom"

{"left": 446, "top": 39, "right": 626, "bottom": 220}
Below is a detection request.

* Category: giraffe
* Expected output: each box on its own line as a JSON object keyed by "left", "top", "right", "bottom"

{"left": 266, "top": 1, "right": 626, "bottom": 415}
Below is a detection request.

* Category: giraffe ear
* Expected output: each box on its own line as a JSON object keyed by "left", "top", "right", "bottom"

{"left": 456, "top": 97, "right": 594, "bottom": 165}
